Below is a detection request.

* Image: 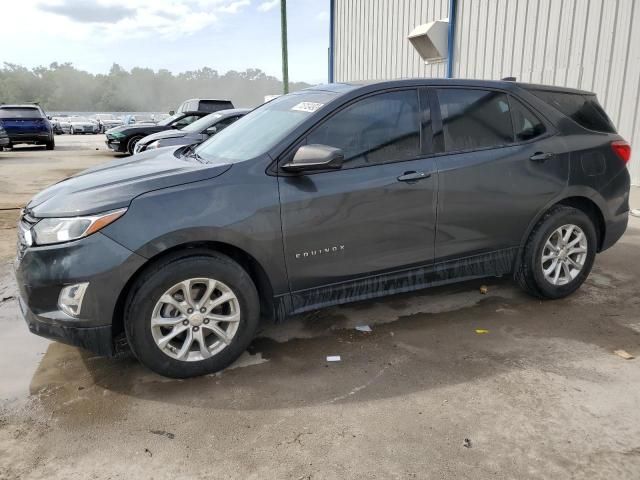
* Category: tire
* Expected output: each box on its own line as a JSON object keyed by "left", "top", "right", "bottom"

{"left": 124, "top": 252, "right": 260, "bottom": 378}
{"left": 127, "top": 135, "right": 143, "bottom": 155}
{"left": 516, "top": 206, "right": 597, "bottom": 299}
{"left": 46, "top": 138, "right": 55, "bottom": 150}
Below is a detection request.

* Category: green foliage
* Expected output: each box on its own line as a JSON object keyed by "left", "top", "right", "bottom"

{"left": 0, "top": 62, "right": 311, "bottom": 112}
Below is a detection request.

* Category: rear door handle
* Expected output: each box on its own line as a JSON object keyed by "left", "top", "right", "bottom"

{"left": 397, "top": 171, "right": 431, "bottom": 182}
{"left": 529, "top": 152, "right": 554, "bottom": 162}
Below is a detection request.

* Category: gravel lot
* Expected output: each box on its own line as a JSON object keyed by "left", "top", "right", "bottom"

{"left": 1, "top": 136, "right": 640, "bottom": 479}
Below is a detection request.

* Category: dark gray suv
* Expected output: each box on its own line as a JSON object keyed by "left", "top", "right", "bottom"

{"left": 15, "top": 79, "right": 631, "bottom": 378}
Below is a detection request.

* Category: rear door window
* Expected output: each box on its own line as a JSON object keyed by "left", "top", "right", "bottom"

{"left": 436, "top": 89, "right": 513, "bottom": 152}
{"left": 510, "top": 97, "right": 546, "bottom": 142}
{"left": 306, "top": 89, "right": 421, "bottom": 169}
{"left": 530, "top": 90, "right": 616, "bottom": 133}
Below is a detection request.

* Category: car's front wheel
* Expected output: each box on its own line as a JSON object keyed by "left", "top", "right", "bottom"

{"left": 127, "top": 135, "right": 143, "bottom": 155}
{"left": 124, "top": 252, "right": 260, "bottom": 378}
{"left": 516, "top": 206, "right": 597, "bottom": 299}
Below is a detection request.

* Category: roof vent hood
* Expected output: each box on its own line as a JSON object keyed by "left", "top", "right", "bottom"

{"left": 408, "top": 19, "right": 449, "bottom": 63}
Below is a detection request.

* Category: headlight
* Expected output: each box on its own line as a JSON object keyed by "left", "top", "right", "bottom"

{"left": 32, "top": 208, "right": 127, "bottom": 245}
{"left": 109, "top": 131, "right": 125, "bottom": 138}
{"left": 147, "top": 140, "right": 160, "bottom": 149}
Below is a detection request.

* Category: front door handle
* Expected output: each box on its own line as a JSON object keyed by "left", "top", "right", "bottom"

{"left": 397, "top": 171, "right": 431, "bottom": 182}
{"left": 529, "top": 152, "right": 554, "bottom": 162}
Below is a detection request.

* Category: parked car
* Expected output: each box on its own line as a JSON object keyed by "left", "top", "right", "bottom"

{"left": 15, "top": 79, "right": 631, "bottom": 378}
{"left": 0, "top": 125, "right": 10, "bottom": 149}
{"left": 69, "top": 116, "right": 100, "bottom": 135}
{"left": 106, "top": 99, "right": 234, "bottom": 155}
{"left": 0, "top": 104, "right": 54, "bottom": 150}
{"left": 94, "top": 114, "right": 123, "bottom": 133}
{"left": 51, "top": 116, "right": 72, "bottom": 134}
{"left": 134, "top": 108, "right": 250, "bottom": 154}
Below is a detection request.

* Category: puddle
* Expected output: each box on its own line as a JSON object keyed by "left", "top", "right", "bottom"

{"left": 0, "top": 296, "right": 50, "bottom": 404}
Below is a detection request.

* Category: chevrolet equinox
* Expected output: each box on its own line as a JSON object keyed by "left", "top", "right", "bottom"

{"left": 15, "top": 80, "right": 631, "bottom": 378}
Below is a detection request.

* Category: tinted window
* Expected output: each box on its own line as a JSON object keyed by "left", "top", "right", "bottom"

{"left": 531, "top": 90, "right": 616, "bottom": 133}
{"left": 437, "top": 89, "right": 513, "bottom": 151}
{"left": 0, "top": 107, "right": 43, "bottom": 119}
{"left": 510, "top": 97, "right": 546, "bottom": 141}
{"left": 306, "top": 90, "right": 421, "bottom": 168}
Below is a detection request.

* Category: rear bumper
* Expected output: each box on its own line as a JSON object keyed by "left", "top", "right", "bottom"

{"left": 7, "top": 133, "right": 51, "bottom": 143}
{"left": 600, "top": 210, "right": 629, "bottom": 252}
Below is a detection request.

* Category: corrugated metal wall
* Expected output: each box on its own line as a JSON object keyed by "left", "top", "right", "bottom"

{"left": 333, "top": 0, "right": 450, "bottom": 82}
{"left": 454, "top": 0, "right": 640, "bottom": 184}
{"left": 332, "top": 0, "right": 639, "bottom": 184}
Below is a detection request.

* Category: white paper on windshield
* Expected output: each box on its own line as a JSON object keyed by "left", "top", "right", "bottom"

{"left": 291, "top": 102, "right": 324, "bottom": 113}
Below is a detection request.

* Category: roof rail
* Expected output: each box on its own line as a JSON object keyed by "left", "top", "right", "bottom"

{"left": 502, "top": 76, "right": 517, "bottom": 81}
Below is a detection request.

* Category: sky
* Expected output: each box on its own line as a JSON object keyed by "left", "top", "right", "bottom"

{"left": 1, "top": 0, "right": 331, "bottom": 84}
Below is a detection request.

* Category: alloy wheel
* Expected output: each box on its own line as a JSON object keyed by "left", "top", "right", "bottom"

{"left": 150, "top": 278, "right": 241, "bottom": 361}
{"left": 541, "top": 224, "right": 588, "bottom": 286}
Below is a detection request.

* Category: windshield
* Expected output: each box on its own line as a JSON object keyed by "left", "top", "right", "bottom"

{"left": 96, "top": 114, "right": 116, "bottom": 120}
{"left": 182, "top": 113, "right": 223, "bottom": 133}
{"left": 0, "top": 107, "right": 42, "bottom": 118}
{"left": 157, "top": 113, "right": 183, "bottom": 126}
{"left": 71, "top": 117, "right": 90, "bottom": 122}
{"left": 195, "top": 92, "right": 337, "bottom": 162}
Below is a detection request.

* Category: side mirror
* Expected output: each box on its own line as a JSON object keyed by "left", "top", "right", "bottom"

{"left": 282, "top": 144, "right": 344, "bottom": 172}
{"left": 47, "top": 115, "right": 52, "bottom": 120}
{"left": 205, "top": 126, "right": 219, "bottom": 135}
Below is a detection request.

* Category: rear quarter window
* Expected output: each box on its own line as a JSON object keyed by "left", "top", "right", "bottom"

{"left": 531, "top": 90, "right": 616, "bottom": 133}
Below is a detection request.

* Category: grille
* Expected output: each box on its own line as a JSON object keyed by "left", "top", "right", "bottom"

{"left": 16, "top": 209, "right": 38, "bottom": 261}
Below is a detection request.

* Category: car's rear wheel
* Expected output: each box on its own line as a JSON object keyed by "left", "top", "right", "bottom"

{"left": 46, "top": 138, "right": 55, "bottom": 150}
{"left": 127, "top": 135, "right": 143, "bottom": 155}
{"left": 124, "top": 253, "right": 260, "bottom": 378}
{"left": 516, "top": 206, "right": 597, "bottom": 299}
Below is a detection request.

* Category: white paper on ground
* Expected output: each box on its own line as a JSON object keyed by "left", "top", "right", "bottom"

{"left": 326, "top": 355, "right": 341, "bottom": 362}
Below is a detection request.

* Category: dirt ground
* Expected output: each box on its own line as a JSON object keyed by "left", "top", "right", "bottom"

{"left": 1, "top": 136, "right": 640, "bottom": 479}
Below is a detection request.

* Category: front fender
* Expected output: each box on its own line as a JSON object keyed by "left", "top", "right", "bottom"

{"left": 101, "top": 165, "right": 288, "bottom": 295}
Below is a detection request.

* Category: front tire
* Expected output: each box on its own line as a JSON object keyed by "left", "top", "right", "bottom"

{"left": 127, "top": 135, "right": 143, "bottom": 155}
{"left": 124, "top": 253, "right": 260, "bottom": 378}
{"left": 46, "top": 138, "right": 55, "bottom": 150}
{"left": 516, "top": 206, "right": 597, "bottom": 299}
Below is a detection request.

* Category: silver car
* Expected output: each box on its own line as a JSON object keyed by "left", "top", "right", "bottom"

{"left": 69, "top": 117, "right": 99, "bottom": 135}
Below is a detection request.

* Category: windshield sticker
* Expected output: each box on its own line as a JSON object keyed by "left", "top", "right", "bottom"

{"left": 291, "top": 102, "right": 324, "bottom": 113}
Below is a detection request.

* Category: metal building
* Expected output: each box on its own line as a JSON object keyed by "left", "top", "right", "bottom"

{"left": 329, "top": 0, "right": 640, "bottom": 184}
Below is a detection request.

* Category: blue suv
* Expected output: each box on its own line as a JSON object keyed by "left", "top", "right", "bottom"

{"left": 0, "top": 104, "right": 55, "bottom": 150}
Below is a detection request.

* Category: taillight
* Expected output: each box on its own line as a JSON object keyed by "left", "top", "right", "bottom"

{"left": 611, "top": 140, "right": 631, "bottom": 164}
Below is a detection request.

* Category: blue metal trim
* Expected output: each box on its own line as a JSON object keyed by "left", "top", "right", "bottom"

{"left": 446, "top": 0, "right": 457, "bottom": 78}
{"left": 329, "top": 0, "right": 335, "bottom": 82}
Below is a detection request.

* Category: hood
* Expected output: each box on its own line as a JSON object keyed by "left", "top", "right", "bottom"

{"left": 141, "top": 130, "right": 188, "bottom": 144}
{"left": 107, "top": 124, "right": 168, "bottom": 136}
{"left": 27, "top": 147, "right": 232, "bottom": 217}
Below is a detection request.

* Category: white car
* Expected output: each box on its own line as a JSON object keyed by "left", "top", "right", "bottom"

{"left": 94, "top": 114, "right": 124, "bottom": 133}
{"left": 69, "top": 117, "right": 99, "bottom": 135}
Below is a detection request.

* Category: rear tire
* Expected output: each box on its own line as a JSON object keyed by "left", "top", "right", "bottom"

{"left": 516, "top": 206, "right": 597, "bottom": 299}
{"left": 124, "top": 252, "right": 260, "bottom": 378}
{"left": 46, "top": 138, "right": 55, "bottom": 150}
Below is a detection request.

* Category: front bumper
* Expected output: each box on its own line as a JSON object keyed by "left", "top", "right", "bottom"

{"left": 19, "top": 296, "right": 114, "bottom": 356}
{"left": 15, "top": 231, "right": 146, "bottom": 356}
{"left": 106, "top": 138, "right": 126, "bottom": 152}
